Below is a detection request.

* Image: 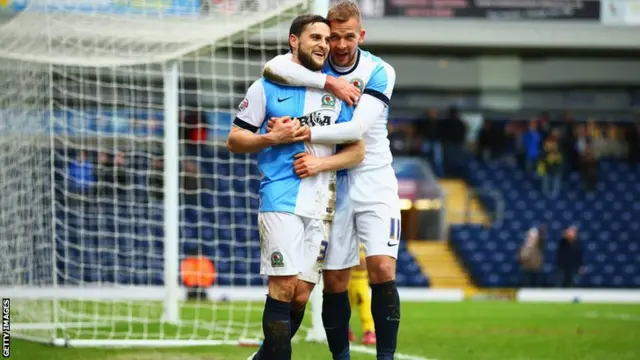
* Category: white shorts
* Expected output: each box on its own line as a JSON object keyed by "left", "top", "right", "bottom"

{"left": 324, "top": 165, "right": 402, "bottom": 270}
{"left": 258, "top": 212, "right": 330, "bottom": 284}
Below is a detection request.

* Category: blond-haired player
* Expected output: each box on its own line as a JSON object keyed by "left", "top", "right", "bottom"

{"left": 263, "top": 2, "right": 401, "bottom": 359}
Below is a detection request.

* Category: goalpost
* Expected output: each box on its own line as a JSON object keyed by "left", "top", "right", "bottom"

{"left": 0, "top": 0, "right": 328, "bottom": 347}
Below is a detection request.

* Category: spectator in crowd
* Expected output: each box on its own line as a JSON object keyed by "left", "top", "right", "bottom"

{"left": 555, "top": 225, "right": 584, "bottom": 288}
{"left": 577, "top": 125, "right": 599, "bottom": 192}
{"left": 148, "top": 155, "right": 204, "bottom": 204}
{"left": 441, "top": 106, "right": 467, "bottom": 176}
{"left": 509, "top": 120, "right": 527, "bottom": 168}
{"left": 538, "top": 130, "right": 563, "bottom": 198}
{"left": 97, "top": 150, "right": 130, "bottom": 199}
{"left": 537, "top": 112, "right": 552, "bottom": 141}
{"left": 182, "top": 160, "right": 203, "bottom": 203}
{"left": 388, "top": 122, "right": 406, "bottom": 155}
{"left": 388, "top": 122, "right": 421, "bottom": 156}
{"left": 503, "top": 120, "right": 519, "bottom": 166}
{"left": 149, "top": 155, "right": 164, "bottom": 203}
{"left": 414, "top": 108, "right": 444, "bottom": 176}
{"left": 476, "top": 120, "right": 494, "bottom": 162}
{"left": 625, "top": 120, "right": 640, "bottom": 164}
{"left": 602, "top": 123, "right": 624, "bottom": 158}
{"left": 560, "top": 111, "right": 579, "bottom": 172}
{"left": 518, "top": 225, "right": 545, "bottom": 288}
{"left": 181, "top": 110, "right": 208, "bottom": 154}
{"left": 521, "top": 120, "right": 541, "bottom": 173}
{"left": 67, "top": 150, "right": 96, "bottom": 206}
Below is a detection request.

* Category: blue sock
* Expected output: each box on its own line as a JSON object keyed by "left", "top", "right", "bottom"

{"left": 322, "top": 291, "right": 351, "bottom": 360}
{"left": 261, "top": 296, "right": 292, "bottom": 360}
{"left": 254, "top": 306, "right": 305, "bottom": 360}
{"left": 371, "top": 281, "right": 400, "bottom": 360}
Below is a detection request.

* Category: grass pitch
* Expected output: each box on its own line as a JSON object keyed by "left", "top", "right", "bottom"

{"left": 9, "top": 301, "right": 640, "bottom": 360}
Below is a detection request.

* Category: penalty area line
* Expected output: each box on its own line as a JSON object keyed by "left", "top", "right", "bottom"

{"left": 351, "top": 345, "right": 437, "bottom": 360}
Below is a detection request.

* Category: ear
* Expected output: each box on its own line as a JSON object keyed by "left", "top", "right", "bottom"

{"left": 289, "top": 34, "right": 298, "bottom": 51}
{"left": 359, "top": 28, "right": 366, "bottom": 44}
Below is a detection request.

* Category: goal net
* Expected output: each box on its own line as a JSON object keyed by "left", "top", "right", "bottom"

{"left": 0, "top": 0, "right": 322, "bottom": 347}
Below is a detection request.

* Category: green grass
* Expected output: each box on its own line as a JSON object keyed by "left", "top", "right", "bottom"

{"left": 8, "top": 301, "right": 640, "bottom": 360}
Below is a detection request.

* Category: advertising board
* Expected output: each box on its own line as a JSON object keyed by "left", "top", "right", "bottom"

{"left": 383, "top": 0, "right": 602, "bottom": 20}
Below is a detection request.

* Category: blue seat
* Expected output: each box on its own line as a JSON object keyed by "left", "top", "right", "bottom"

{"left": 52, "top": 147, "right": 436, "bottom": 288}
{"left": 451, "top": 159, "right": 640, "bottom": 288}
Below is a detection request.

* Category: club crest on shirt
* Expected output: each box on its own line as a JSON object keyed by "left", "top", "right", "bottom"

{"left": 350, "top": 78, "right": 364, "bottom": 93}
{"left": 321, "top": 93, "right": 336, "bottom": 108}
{"left": 271, "top": 251, "right": 284, "bottom": 267}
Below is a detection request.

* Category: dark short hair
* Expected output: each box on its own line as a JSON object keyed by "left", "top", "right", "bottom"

{"left": 289, "top": 14, "right": 330, "bottom": 38}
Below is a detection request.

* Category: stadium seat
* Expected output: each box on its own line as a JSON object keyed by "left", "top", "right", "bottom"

{"left": 451, "top": 158, "right": 640, "bottom": 288}
{"left": 53, "top": 147, "right": 431, "bottom": 288}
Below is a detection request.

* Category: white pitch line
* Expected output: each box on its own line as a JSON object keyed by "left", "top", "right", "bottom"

{"left": 350, "top": 345, "right": 437, "bottom": 360}
{"left": 584, "top": 311, "right": 640, "bottom": 322}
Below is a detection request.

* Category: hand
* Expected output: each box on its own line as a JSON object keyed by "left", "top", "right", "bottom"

{"left": 295, "top": 125, "right": 311, "bottom": 142}
{"left": 325, "top": 76, "right": 360, "bottom": 107}
{"left": 267, "top": 116, "right": 308, "bottom": 144}
{"left": 267, "top": 117, "right": 291, "bottom": 132}
{"left": 267, "top": 117, "right": 310, "bottom": 142}
{"left": 293, "top": 152, "right": 324, "bottom": 178}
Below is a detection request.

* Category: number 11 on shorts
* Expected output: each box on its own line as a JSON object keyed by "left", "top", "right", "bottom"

{"left": 389, "top": 218, "right": 401, "bottom": 243}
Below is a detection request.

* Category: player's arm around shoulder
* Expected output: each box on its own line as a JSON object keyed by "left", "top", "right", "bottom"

{"left": 262, "top": 54, "right": 360, "bottom": 106}
{"left": 262, "top": 53, "right": 327, "bottom": 89}
{"left": 308, "top": 63, "right": 396, "bottom": 145}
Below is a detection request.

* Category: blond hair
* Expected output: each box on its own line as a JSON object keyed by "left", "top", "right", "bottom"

{"left": 327, "top": 1, "right": 362, "bottom": 23}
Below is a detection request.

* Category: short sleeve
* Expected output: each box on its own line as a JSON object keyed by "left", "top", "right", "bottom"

{"left": 233, "top": 80, "right": 266, "bottom": 133}
{"left": 363, "top": 62, "right": 396, "bottom": 106}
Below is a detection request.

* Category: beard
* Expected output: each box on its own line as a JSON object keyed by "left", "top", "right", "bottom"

{"left": 297, "top": 47, "right": 325, "bottom": 71}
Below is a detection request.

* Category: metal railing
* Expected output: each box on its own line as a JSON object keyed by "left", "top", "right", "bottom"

{"left": 462, "top": 187, "right": 505, "bottom": 228}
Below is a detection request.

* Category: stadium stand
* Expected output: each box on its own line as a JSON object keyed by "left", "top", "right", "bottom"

{"left": 450, "top": 157, "right": 640, "bottom": 289}
{"left": 54, "top": 146, "right": 430, "bottom": 288}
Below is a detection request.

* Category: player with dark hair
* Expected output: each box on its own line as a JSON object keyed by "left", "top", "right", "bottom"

{"left": 228, "top": 13, "right": 365, "bottom": 360}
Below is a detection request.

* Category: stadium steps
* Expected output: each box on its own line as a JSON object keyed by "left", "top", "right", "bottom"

{"left": 407, "top": 241, "right": 475, "bottom": 289}
{"left": 440, "top": 179, "right": 490, "bottom": 225}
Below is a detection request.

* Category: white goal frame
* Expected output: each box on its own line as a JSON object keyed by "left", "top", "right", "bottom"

{"left": 1, "top": 0, "right": 329, "bottom": 348}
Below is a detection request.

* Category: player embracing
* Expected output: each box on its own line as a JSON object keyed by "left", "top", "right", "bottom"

{"left": 227, "top": 14, "right": 365, "bottom": 360}
{"left": 263, "top": 1, "right": 401, "bottom": 359}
